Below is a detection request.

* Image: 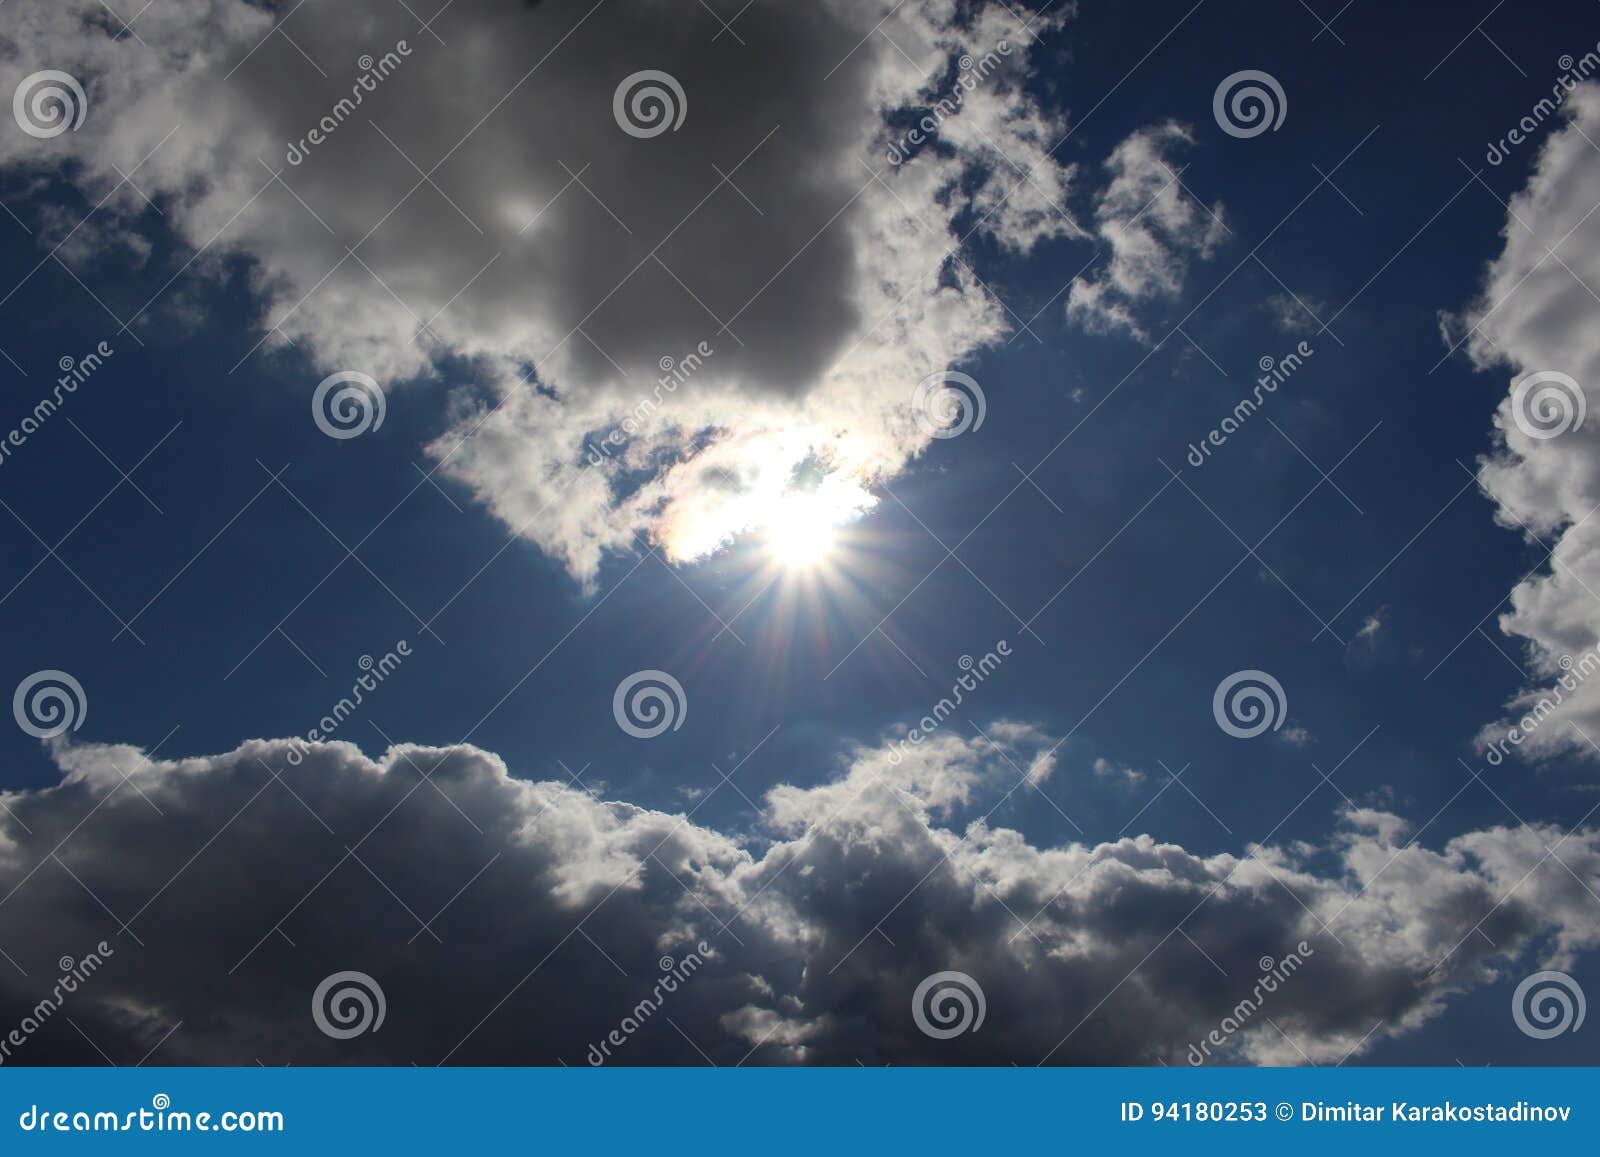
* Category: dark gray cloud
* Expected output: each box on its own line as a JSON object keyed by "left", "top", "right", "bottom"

{"left": 1, "top": 731, "right": 1594, "bottom": 1065}
{"left": 0, "top": 0, "right": 1083, "bottom": 583}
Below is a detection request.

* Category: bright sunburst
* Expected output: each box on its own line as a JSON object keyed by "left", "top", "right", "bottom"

{"left": 756, "top": 464, "right": 880, "bottom": 572}
{"left": 766, "top": 491, "right": 844, "bottom": 569}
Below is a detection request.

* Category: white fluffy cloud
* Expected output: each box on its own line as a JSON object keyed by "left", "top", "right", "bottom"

{"left": 0, "top": 729, "right": 1591, "bottom": 1064}
{"left": 1453, "top": 84, "right": 1600, "bottom": 758}
{"left": 1, "top": 0, "right": 1088, "bottom": 585}
{"left": 1068, "top": 121, "right": 1225, "bottom": 340}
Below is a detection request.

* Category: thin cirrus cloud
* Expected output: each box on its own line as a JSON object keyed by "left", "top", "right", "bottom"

{"left": 0, "top": 0, "right": 1129, "bottom": 587}
{"left": 1451, "top": 83, "right": 1600, "bottom": 759}
{"left": 1, "top": 731, "right": 1595, "bottom": 1065}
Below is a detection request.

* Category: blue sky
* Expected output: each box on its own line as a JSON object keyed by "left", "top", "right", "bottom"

{"left": 1, "top": 0, "right": 1598, "bottom": 1066}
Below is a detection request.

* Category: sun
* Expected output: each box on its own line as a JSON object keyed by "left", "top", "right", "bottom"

{"left": 656, "top": 450, "right": 878, "bottom": 576}
{"left": 766, "top": 490, "right": 843, "bottom": 569}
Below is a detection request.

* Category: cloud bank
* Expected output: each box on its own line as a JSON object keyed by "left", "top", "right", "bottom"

{"left": 1454, "top": 84, "right": 1600, "bottom": 758}
{"left": 0, "top": 730, "right": 1593, "bottom": 1065}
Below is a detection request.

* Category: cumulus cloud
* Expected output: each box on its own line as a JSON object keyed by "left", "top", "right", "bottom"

{"left": 1092, "top": 755, "right": 1145, "bottom": 786}
{"left": 0, "top": 729, "right": 1593, "bottom": 1065}
{"left": 1067, "top": 121, "right": 1225, "bottom": 340}
{"left": 1451, "top": 83, "right": 1600, "bottom": 759}
{"left": 0, "top": 0, "right": 1085, "bottom": 586}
